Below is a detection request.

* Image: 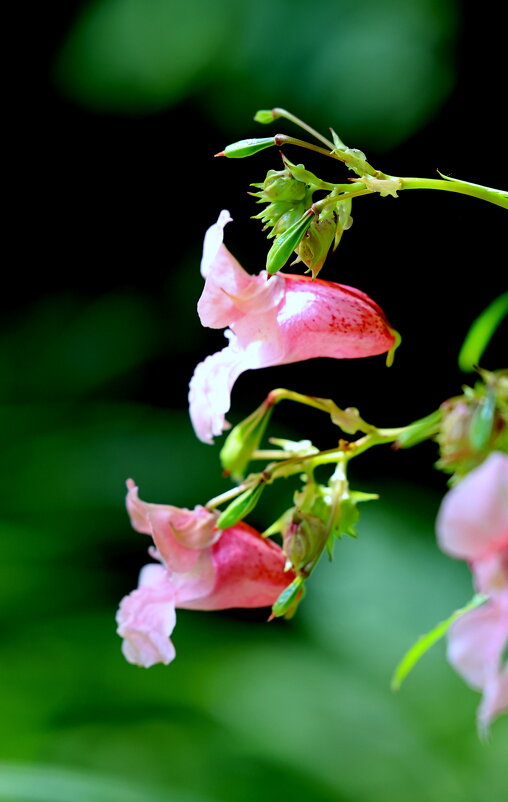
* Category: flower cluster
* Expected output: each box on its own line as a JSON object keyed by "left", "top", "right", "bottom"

{"left": 115, "top": 108, "right": 507, "bottom": 736}
{"left": 116, "top": 481, "right": 294, "bottom": 666}
{"left": 437, "top": 452, "right": 508, "bottom": 732}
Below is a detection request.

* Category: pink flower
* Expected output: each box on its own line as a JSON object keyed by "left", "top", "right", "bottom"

{"left": 436, "top": 452, "right": 508, "bottom": 731}
{"left": 189, "top": 210, "right": 397, "bottom": 443}
{"left": 116, "top": 481, "right": 294, "bottom": 667}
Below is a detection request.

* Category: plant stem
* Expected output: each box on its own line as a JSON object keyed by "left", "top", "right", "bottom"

{"left": 401, "top": 177, "right": 508, "bottom": 209}
{"left": 206, "top": 483, "right": 251, "bottom": 510}
{"left": 272, "top": 108, "right": 336, "bottom": 150}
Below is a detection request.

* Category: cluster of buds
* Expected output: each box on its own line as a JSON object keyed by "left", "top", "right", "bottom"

{"left": 437, "top": 370, "right": 507, "bottom": 478}
{"left": 251, "top": 158, "right": 353, "bottom": 277}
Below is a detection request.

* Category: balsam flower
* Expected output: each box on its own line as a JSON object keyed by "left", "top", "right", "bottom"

{"left": 189, "top": 210, "right": 397, "bottom": 444}
{"left": 436, "top": 452, "right": 508, "bottom": 731}
{"left": 116, "top": 481, "right": 294, "bottom": 667}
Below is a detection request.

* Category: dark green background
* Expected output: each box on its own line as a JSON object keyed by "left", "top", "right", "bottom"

{"left": 2, "top": 1, "right": 507, "bottom": 799}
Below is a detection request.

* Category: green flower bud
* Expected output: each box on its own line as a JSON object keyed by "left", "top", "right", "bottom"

{"left": 254, "top": 109, "right": 277, "bottom": 124}
{"left": 217, "top": 137, "right": 275, "bottom": 159}
{"left": 220, "top": 399, "right": 274, "bottom": 480}
{"left": 436, "top": 371, "right": 507, "bottom": 476}
{"left": 252, "top": 168, "right": 306, "bottom": 202}
{"left": 266, "top": 211, "right": 313, "bottom": 274}
{"left": 253, "top": 201, "right": 306, "bottom": 236}
{"left": 216, "top": 481, "right": 266, "bottom": 529}
{"left": 271, "top": 205, "right": 307, "bottom": 238}
{"left": 282, "top": 512, "right": 326, "bottom": 573}
{"left": 295, "top": 214, "right": 336, "bottom": 278}
{"left": 271, "top": 576, "right": 305, "bottom": 619}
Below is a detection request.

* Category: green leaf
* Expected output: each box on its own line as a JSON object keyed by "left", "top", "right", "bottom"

{"left": 458, "top": 292, "right": 508, "bottom": 372}
{"left": 391, "top": 594, "right": 487, "bottom": 691}
{"left": 0, "top": 762, "right": 196, "bottom": 802}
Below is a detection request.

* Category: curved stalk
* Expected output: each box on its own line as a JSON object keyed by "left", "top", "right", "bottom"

{"left": 401, "top": 177, "right": 508, "bottom": 209}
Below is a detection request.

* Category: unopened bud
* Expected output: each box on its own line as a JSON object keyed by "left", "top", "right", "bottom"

{"left": 271, "top": 576, "right": 305, "bottom": 618}
{"left": 220, "top": 399, "right": 274, "bottom": 480}
{"left": 254, "top": 109, "right": 278, "bottom": 124}
{"left": 217, "top": 137, "right": 275, "bottom": 159}
{"left": 295, "top": 214, "right": 336, "bottom": 278}
{"left": 282, "top": 512, "right": 326, "bottom": 573}
{"left": 266, "top": 211, "right": 313, "bottom": 275}
{"left": 437, "top": 375, "right": 507, "bottom": 476}
{"left": 251, "top": 168, "right": 306, "bottom": 203}
{"left": 216, "top": 481, "right": 265, "bottom": 529}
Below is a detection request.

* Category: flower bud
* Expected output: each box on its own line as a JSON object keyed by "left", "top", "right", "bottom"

{"left": 220, "top": 398, "right": 274, "bottom": 480}
{"left": 295, "top": 214, "right": 336, "bottom": 278}
{"left": 217, "top": 137, "right": 275, "bottom": 159}
{"left": 282, "top": 511, "right": 326, "bottom": 573}
{"left": 216, "top": 481, "right": 266, "bottom": 529}
{"left": 266, "top": 211, "right": 313, "bottom": 274}
{"left": 252, "top": 168, "right": 307, "bottom": 203}
{"left": 254, "top": 109, "right": 278, "bottom": 124}
{"left": 271, "top": 575, "right": 305, "bottom": 619}
{"left": 437, "top": 373, "right": 507, "bottom": 476}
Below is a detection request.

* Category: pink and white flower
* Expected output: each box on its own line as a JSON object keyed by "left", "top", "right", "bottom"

{"left": 437, "top": 452, "right": 508, "bottom": 731}
{"left": 189, "top": 210, "right": 397, "bottom": 443}
{"left": 117, "top": 481, "right": 294, "bottom": 667}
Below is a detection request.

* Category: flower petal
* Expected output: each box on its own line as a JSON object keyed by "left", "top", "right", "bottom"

{"left": 181, "top": 522, "right": 294, "bottom": 610}
{"left": 188, "top": 339, "right": 245, "bottom": 444}
{"left": 275, "top": 275, "right": 395, "bottom": 360}
{"left": 437, "top": 452, "right": 508, "bottom": 562}
{"left": 447, "top": 597, "right": 508, "bottom": 690}
{"left": 126, "top": 481, "right": 220, "bottom": 571}
{"left": 190, "top": 214, "right": 397, "bottom": 443}
{"left": 116, "top": 564, "right": 177, "bottom": 667}
{"left": 447, "top": 594, "right": 508, "bottom": 733}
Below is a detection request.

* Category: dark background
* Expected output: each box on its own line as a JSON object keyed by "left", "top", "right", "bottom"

{"left": 1, "top": 2, "right": 507, "bottom": 800}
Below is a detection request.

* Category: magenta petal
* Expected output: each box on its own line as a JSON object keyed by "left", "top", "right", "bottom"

{"left": 275, "top": 275, "right": 395, "bottom": 360}
{"left": 181, "top": 523, "right": 294, "bottom": 611}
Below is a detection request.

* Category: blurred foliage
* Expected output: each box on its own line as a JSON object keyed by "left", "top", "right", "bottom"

{"left": 4, "top": 3, "right": 507, "bottom": 799}
{"left": 55, "top": 0, "right": 458, "bottom": 148}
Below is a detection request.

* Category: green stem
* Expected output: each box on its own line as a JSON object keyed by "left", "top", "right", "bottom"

{"left": 401, "top": 177, "right": 508, "bottom": 209}
{"left": 272, "top": 108, "right": 336, "bottom": 151}
{"left": 274, "top": 135, "right": 335, "bottom": 159}
{"left": 312, "top": 188, "right": 372, "bottom": 211}
{"left": 206, "top": 482, "right": 253, "bottom": 510}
